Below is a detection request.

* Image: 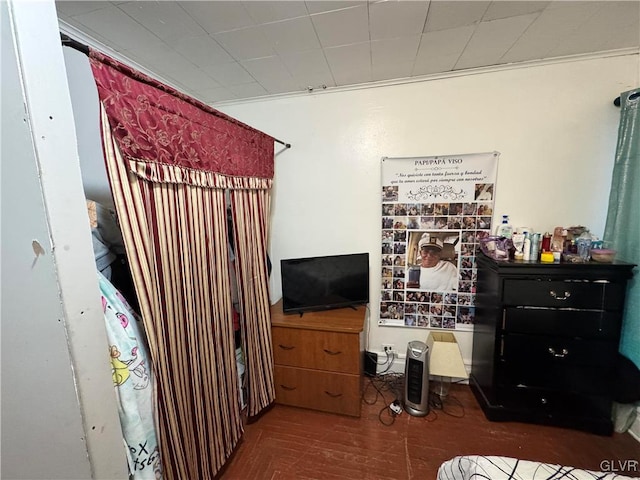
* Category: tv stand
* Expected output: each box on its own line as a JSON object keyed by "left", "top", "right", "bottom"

{"left": 271, "top": 300, "right": 365, "bottom": 417}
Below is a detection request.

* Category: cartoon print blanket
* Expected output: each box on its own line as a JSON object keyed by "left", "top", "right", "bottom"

{"left": 98, "top": 271, "right": 162, "bottom": 479}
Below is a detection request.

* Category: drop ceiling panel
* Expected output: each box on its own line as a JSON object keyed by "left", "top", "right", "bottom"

{"left": 500, "top": 2, "right": 600, "bottom": 63}
{"left": 172, "top": 35, "right": 234, "bottom": 67}
{"left": 280, "top": 49, "right": 335, "bottom": 87}
{"left": 179, "top": 1, "right": 255, "bottom": 34}
{"left": 243, "top": 1, "right": 310, "bottom": 24}
{"left": 305, "top": 1, "right": 365, "bottom": 15}
{"left": 67, "top": 5, "right": 162, "bottom": 52}
{"left": 213, "top": 26, "right": 276, "bottom": 60}
{"left": 117, "top": 1, "right": 206, "bottom": 44}
{"left": 455, "top": 13, "right": 539, "bottom": 70}
{"left": 482, "top": 1, "right": 549, "bottom": 21}
{"left": 201, "top": 62, "right": 255, "bottom": 87}
{"left": 372, "top": 36, "right": 421, "bottom": 66}
{"left": 261, "top": 16, "right": 322, "bottom": 55}
{"left": 413, "top": 26, "right": 475, "bottom": 74}
{"left": 424, "top": 1, "right": 490, "bottom": 32}
{"left": 369, "top": 0, "right": 430, "bottom": 40}
{"left": 311, "top": 4, "right": 370, "bottom": 48}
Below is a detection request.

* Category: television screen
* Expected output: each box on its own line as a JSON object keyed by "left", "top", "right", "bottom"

{"left": 281, "top": 253, "right": 370, "bottom": 314}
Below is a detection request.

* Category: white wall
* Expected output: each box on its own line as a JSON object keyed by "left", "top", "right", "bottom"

{"left": 219, "top": 53, "right": 639, "bottom": 367}
{"left": 1, "top": 1, "right": 127, "bottom": 478}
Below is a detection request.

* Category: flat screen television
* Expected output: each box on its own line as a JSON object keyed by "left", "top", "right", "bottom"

{"left": 281, "top": 253, "right": 369, "bottom": 314}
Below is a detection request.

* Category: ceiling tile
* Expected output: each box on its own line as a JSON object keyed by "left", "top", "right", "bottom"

{"left": 213, "top": 26, "right": 276, "bottom": 60}
{"left": 482, "top": 1, "right": 549, "bottom": 21}
{"left": 305, "top": 1, "right": 365, "bottom": 15}
{"left": 330, "top": 67, "right": 372, "bottom": 87}
{"left": 424, "top": 1, "right": 490, "bottom": 32}
{"left": 68, "top": 5, "right": 163, "bottom": 51}
{"left": 172, "top": 35, "right": 234, "bottom": 67}
{"left": 124, "top": 43, "right": 197, "bottom": 76}
{"left": 179, "top": 1, "right": 255, "bottom": 34}
{"left": 117, "top": 1, "right": 206, "bottom": 44}
{"left": 500, "top": 2, "right": 600, "bottom": 63}
{"left": 324, "top": 42, "right": 371, "bottom": 72}
{"left": 550, "top": 2, "right": 640, "bottom": 56}
{"left": 227, "top": 82, "right": 269, "bottom": 98}
{"left": 369, "top": 0, "right": 429, "bottom": 40}
{"left": 372, "top": 61, "right": 413, "bottom": 82}
{"left": 455, "top": 13, "right": 538, "bottom": 70}
{"left": 172, "top": 66, "right": 221, "bottom": 92}
{"left": 371, "top": 36, "right": 421, "bottom": 66}
{"left": 242, "top": 1, "right": 309, "bottom": 24}
{"left": 55, "top": 1, "right": 112, "bottom": 18}
{"left": 413, "top": 26, "right": 475, "bottom": 74}
{"left": 280, "top": 49, "right": 332, "bottom": 78}
{"left": 261, "top": 16, "right": 321, "bottom": 55}
{"left": 311, "top": 4, "right": 369, "bottom": 48}
{"left": 280, "top": 49, "right": 336, "bottom": 88}
{"left": 240, "top": 56, "right": 295, "bottom": 83}
{"left": 197, "top": 86, "right": 238, "bottom": 103}
{"left": 201, "top": 62, "right": 256, "bottom": 87}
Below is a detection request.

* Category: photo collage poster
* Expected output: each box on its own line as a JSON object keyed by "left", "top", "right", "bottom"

{"left": 380, "top": 152, "right": 499, "bottom": 330}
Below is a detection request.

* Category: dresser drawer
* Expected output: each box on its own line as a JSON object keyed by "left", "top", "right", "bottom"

{"left": 503, "top": 308, "right": 622, "bottom": 339}
{"left": 274, "top": 365, "right": 361, "bottom": 416}
{"left": 498, "top": 386, "right": 612, "bottom": 421}
{"left": 272, "top": 327, "right": 360, "bottom": 374}
{"left": 502, "top": 279, "right": 626, "bottom": 309}
{"left": 501, "top": 333, "right": 617, "bottom": 368}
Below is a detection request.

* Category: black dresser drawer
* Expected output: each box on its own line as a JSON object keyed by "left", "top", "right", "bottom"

{"left": 502, "top": 279, "right": 626, "bottom": 309}
{"left": 501, "top": 333, "right": 617, "bottom": 368}
{"left": 503, "top": 308, "right": 622, "bottom": 339}
{"left": 498, "top": 386, "right": 612, "bottom": 420}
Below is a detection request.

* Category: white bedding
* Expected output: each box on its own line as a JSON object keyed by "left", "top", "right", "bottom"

{"left": 437, "top": 455, "right": 639, "bottom": 480}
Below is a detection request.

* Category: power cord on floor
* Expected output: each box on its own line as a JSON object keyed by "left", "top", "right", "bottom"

{"left": 362, "top": 374, "right": 466, "bottom": 425}
{"left": 362, "top": 371, "right": 404, "bottom": 426}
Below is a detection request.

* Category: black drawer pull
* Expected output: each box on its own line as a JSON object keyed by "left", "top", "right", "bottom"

{"left": 323, "top": 349, "right": 342, "bottom": 356}
{"left": 280, "top": 384, "right": 297, "bottom": 391}
{"left": 278, "top": 344, "right": 295, "bottom": 350}
{"left": 548, "top": 347, "right": 569, "bottom": 358}
{"left": 549, "top": 290, "right": 571, "bottom": 300}
{"left": 324, "top": 391, "right": 343, "bottom": 398}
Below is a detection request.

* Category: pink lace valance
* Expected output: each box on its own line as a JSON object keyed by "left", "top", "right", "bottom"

{"left": 89, "top": 50, "right": 274, "bottom": 179}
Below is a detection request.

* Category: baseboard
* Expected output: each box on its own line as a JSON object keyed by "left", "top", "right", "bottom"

{"left": 628, "top": 407, "right": 640, "bottom": 443}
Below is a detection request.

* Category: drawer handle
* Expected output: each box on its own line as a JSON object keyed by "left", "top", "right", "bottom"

{"left": 549, "top": 290, "right": 571, "bottom": 300}
{"left": 278, "top": 344, "right": 295, "bottom": 350}
{"left": 540, "top": 397, "right": 548, "bottom": 405}
{"left": 324, "top": 391, "right": 343, "bottom": 398}
{"left": 323, "top": 349, "right": 342, "bottom": 356}
{"left": 548, "top": 347, "right": 569, "bottom": 358}
{"left": 280, "top": 385, "right": 297, "bottom": 391}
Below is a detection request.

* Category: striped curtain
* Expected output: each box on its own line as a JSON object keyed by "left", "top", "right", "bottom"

{"left": 230, "top": 189, "right": 275, "bottom": 416}
{"left": 90, "top": 50, "right": 276, "bottom": 479}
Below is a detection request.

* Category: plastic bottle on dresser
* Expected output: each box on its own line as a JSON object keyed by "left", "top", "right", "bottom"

{"left": 530, "top": 233, "right": 541, "bottom": 261}
{"left": 523, "top": 232, "right": 531, "bottom": 261}
{"left": 495, "top": 215, "right": 513, "bottom": 238}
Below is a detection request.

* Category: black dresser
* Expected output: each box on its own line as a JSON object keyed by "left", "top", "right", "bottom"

{"left": 471, "top": 253, "right": 635, "bottom": 435}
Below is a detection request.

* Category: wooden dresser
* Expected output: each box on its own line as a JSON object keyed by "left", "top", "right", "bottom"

{"left": 471, "top": 253, "right": 635, "bottom": 435}
{"left": 270, "top": 300, "right": 365, "bottom": 417}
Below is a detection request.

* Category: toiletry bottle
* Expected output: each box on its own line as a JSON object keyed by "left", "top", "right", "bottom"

{"left": 530, "top": 233, "right": 540, "bottom": 261}
{"left": 541, "top": 232, "right": 552, "bottom": 252}
{"left": 495, "top": 215, "right": 513, "bottom": 239}
{"left": 523, "top": 232, "right": 531, "bottom": 261}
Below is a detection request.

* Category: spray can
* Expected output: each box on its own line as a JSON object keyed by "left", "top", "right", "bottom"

{"left": 530, "top": 233, "right": 541, "bottom": 261}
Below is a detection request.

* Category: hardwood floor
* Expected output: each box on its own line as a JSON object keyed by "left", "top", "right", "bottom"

{"left": 220, "top": 381, "right": 640, "bottom": 479}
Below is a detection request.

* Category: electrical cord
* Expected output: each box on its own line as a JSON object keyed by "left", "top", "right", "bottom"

{"left": 362, "top": 371, "right": 404, "bottom": 426}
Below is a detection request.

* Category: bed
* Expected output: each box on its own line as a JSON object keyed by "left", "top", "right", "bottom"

{"left": 437, "top": 455, "right": 638, "bottom": 480}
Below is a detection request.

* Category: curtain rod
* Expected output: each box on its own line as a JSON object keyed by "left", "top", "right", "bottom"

{"left": 60, "top": 33, "right": 291, "bottom": 149}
